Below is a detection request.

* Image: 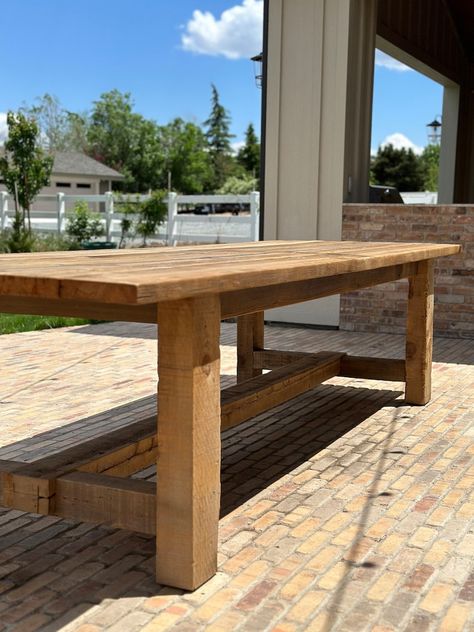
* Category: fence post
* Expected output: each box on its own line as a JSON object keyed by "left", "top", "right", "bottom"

{"left": 0, "top": 191, "right": 8, "bottom": 231}
{"left": 250, "top": 191, "right": 260, "bottom": 241}
{"left": 57, "top": 192, "right": 65, "bottom": 235}
{"left": 167, "top": 192, "right": 178, "bottom": 246}
{"left": 105, "top": 191, "right": 113, "bottom": 241}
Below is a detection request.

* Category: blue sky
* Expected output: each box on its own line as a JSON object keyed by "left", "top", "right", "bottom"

{"left": 0, "top": 0, "right": 443, "bottom": 152}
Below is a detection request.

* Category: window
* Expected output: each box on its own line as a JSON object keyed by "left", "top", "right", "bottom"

{"left": 56, "top": 182, "right": 71, "bottom": 188}
{"left": 76, "top": 183, "right": 92, "bottom": 189}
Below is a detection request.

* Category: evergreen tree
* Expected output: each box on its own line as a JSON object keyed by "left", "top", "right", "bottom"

{"left": 204, "top": 84, "right": 235, "bottom": 190}
{"left": 371, "top": 143, "right": 425, "bottom": 191}
{"left": 237, "top": 123, "right": 260, "bottom": 180}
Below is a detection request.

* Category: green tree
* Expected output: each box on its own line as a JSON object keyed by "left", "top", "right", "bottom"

{"left": 420, "top": 143, "right": 440, "bottom": 191}
{"left": 20, "top": 94, "right": 89, "bottom": 152}
{"left": 370, "top": 144, "right": 425, "bottom": 191}
{"left": 160, "top": 118, "right": 212, "bottom": 193}
{"left": 87, "top": 90, "right": 163, "bottom": 192}
{"left": 237, "top": 123, "right": 260, "bottom": 180}
{"left": 0, "top": 112, "right": 53, "bottom": 251}
{"left": 204, "top": 85, "right": 235, "bottom": 190}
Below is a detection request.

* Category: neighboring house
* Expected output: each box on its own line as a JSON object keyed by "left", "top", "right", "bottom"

{"left": 0, "top": 151, "right": 124, "bottom": 212}
{"left": 41, "top": 152, "right": 124, "bottom": 196}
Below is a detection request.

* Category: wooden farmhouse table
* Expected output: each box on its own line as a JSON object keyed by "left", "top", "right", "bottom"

{"left": 0, "top": 240, "right": 461, "bottom": 590}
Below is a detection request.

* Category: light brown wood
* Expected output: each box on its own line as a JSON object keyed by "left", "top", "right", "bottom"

{"left": 253, "top": 349, "right": 308, "bottom": 369}
{"left": 156, "top": 295, "right": 222, "bottom": 590}
{"left": 221, "top": 352, "right": 343, "bottom": 430}
{"left": 221, "top": 262, "right": 419, "bottom": 318}
{"left": 339, "top": 356, "right": 406, "bottom": 381}
{"left": 405, "top": 260, "right": 434, "bottom": 404}
{"left": 55, "top": 472, "right": 156, "bottom": 534}
{"left": 1, "top": 471, "right": 55, "bottom": 514}
{"left": 0, "top": 296, "right": 157, "bottom": 323}
{"left": 0, "top": 241, "right": 461, "bottom": 592}
{"left": 16, "top": 417, "right": 157, "bottom": 480}
{"left": 254, "top": 350, "right": 406, "bottom": 382}
{"left": 0, "top": 460, "right": 31, "bottom": 508}
{"left": 0, "top": 241, "right": 460, "bottom": 305}
{"left": 237, "top": 312, "right": 264, "bottom": 382}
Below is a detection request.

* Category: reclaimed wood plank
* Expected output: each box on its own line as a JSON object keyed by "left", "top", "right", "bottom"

{"left": 0, "top": 241, "right": 460, "bottom": 305}
{"left": 156, "top": 295, "right": 221, "bottom": 590}
{"left": 405, "top": 260, "right": 434, "bottom": 404}
{"left": 221, "top": 352, "right": 343, "bottom": 430}
{"left": 237, "top": 312, "right": 264, "bottom": 382}
{"left": 16, "top": 417, "right": 157, "bottom": 480}
{"left": 55, "top": 472, "right": 156, "bottom": 534}
{"left": 221, "top": 262, "right": 418, "bottom": 318}
{"left": 340, "top": 356, "right": 406, "bottom": 381}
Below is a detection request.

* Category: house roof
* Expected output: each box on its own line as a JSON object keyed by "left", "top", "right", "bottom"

{"left": 53, "top": 152, "right": 124, "bottom": 180}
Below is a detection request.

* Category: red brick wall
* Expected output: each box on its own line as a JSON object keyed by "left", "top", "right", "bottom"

{"left": 341, "top": 204, "right": 473, "bottom": 338}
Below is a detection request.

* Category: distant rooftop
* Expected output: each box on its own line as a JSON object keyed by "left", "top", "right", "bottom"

{"left": 53, "top": 152, "right": 124, "bottom": 180}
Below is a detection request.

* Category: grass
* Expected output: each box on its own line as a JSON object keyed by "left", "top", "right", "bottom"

{"left": 0, "top": 313, "right": 94, "bottom": 335}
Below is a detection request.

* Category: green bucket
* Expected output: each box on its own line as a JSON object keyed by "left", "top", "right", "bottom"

{"left": 80, "top": 241, "right": 117, "bottom": 250}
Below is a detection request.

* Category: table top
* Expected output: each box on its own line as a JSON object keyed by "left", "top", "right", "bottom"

{"left": 0, "top": 240, "right": 460, "bottom": 305}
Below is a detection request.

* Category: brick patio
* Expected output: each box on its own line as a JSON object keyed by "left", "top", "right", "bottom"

{"left": 0, "top": 321, "right": 472, "bottom": 632}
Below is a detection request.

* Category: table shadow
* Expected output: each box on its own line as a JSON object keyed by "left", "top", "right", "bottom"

{"left": 0, "top": 383, "right": 403, "bottom": 631}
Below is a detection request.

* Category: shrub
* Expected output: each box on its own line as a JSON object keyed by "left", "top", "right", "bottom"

{"left": 135, "top": 190, "right": 167, "bottom": 246}
{"left": 114, "top": 190, "right": 167, "bottom": 247}
{"left": 66, "top": 201, "right": 104, "bottom": 245}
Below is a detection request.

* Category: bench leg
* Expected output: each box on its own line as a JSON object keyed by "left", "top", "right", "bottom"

{"left": 405, "top": 260, "right": 434, "bottom": 405}
{"left": 237, "top": 312, "right": 264, "bottom": 382}
{"left": 156, "top": 296, "right": 221, "bottom": 590}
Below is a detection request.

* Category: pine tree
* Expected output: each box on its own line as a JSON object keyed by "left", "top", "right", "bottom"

{"left": 371, "top": 144, "right": 425, "bottom": 191}
{"left": 237, "top": 123, "right": 260, "bottom": 179}
{"left": 204, "top": 85, "right": 235, "bottom": 190}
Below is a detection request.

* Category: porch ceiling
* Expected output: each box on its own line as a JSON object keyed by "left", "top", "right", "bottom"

{"left": 447, "top": 0, "right": 474, "bottom": 61}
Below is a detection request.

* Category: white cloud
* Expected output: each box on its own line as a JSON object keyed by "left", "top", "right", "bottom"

{"left": 375, "top": 50, "right": 412, "bottom": 72}
{"left": 381, "top": 132, "right": 423, "bottom": 155}
{"left": 0, "top": 113, "right": 7, "bottom": 145}
{"left": 182, "top": 0, "right": 263, "bottom": 60}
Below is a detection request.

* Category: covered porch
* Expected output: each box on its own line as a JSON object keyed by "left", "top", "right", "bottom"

{"left": 262, "top": 0, "right": 474, "bottom": 329}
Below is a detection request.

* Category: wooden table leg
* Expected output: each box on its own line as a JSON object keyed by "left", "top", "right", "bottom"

{"left": 237, "top": 312, "right": 264, "bottom": 382}
{"left": 405, "top": 260, "right": 434, "bottom": 405}
{"left": 156, "top": 295, "right": 221, "bottom": 590}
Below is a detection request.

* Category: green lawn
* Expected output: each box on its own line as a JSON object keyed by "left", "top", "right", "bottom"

{"left": 0, "top": 313, "right": 93, "bottom": 335}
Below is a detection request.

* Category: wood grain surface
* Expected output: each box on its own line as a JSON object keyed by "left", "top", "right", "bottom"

{"left": 0, "top": 241, "right": 461, "bottom": 305}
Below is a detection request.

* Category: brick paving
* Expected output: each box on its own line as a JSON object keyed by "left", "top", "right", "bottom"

{"left": 0, "top": 321, "right": 472, "bottom": 631}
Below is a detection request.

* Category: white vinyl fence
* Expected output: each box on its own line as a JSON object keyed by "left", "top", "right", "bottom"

{"left": 0, "top": 191, "right": 260, "bottom": 245}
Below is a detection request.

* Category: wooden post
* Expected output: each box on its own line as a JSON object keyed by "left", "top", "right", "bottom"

{"left": 156, "top": 295, "right": 221, "bottom": 590}
{"left": 405, "top": 260, "right": 434, "bottom": 405}
{"left": 237, "top": 312, "right": 264, "bottom": 382}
